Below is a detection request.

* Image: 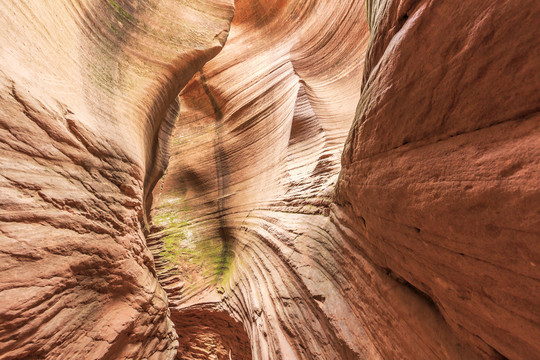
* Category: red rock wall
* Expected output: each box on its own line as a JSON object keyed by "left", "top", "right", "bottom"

{"left": 1, "top": 0, "right": 538, "bottom": 359}
{"left": 0, "top": 1, "right": 233, "bottom": 359}
{"left": 154, "top": 0, "right": 539, "bottom": 359}
{"left": 149, "top": 0, "right": 540, "bottom": 359}
{"left": 337, "top": 0, "right": 540, "bottom": 359}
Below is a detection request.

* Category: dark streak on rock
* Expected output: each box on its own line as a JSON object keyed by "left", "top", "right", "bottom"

{"left": 200, "top": 70, "right": 233, "bottom": 276}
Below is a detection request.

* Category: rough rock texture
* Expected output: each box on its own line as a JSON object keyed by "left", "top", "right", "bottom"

{"left": 171, "top": 304, "right": 252, "bottom": 360}
{"left": 1, "top": 0, "right": 539, "bottom": 359}
{"left": 337, "top": 1, "right": 540, "bottom": 359}
{"left": 0, "top": 1, "right": 233, "bottom": 359}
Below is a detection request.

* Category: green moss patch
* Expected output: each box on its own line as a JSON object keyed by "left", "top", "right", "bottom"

{"left": 108, "top": 0, "right": 137, "bottom": 23}
{"left": 154, "top": 194, "right": 234, "bottom": 284}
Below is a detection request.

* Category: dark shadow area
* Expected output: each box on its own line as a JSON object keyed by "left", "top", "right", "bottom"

{"left": 172, "top": 304, "right": 252, "bottom": 360}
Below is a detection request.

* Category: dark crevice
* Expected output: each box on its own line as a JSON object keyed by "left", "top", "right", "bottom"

{"left": 491, "top": 348, "right": 509, "bottom": 360}
{"left": 400, "top": 13, "right": 409, "bottom": 21}
{"left": 383, "top": 267, "right": 437, "bottom": 309}
{"left": 172, "top": 305, "right": 252, "bottom": 360}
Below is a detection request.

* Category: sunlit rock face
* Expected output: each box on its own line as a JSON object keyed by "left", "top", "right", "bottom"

{"left": 0, "top": 1, "right": 233, "bottom": 359}
{"left": 150, "top": 0, "right": 373, "bottom": 358}
{"left": 1, "top": 0, "right": 538, "bottom": 359}
{"left": 152, "top": 0, "right": 368, "bottom": 303}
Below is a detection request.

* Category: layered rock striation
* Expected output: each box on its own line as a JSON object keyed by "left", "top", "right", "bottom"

{"left": 1, "top": 0, "right": 539, "bottom": 360}
{"left": 150, "top": 0, "right": 374, "bottom": 357}
{"left": 0, "top": 1, "right": 233, "bottom": 359}
{"left": 337, "top": 1, "right": 540, "bottom": 358}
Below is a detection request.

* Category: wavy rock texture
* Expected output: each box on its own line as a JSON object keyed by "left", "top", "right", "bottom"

{"left": 1, "top": 0, "right": 539, "bottom": 359}
{"left": 150, "top": 0, "right": 540, "bottom": 359}
{"left": 150, "top": 0, "right": 373, "bottom": 358}
{"left": 0, "top": 1, "right": 233, "bottom": 359}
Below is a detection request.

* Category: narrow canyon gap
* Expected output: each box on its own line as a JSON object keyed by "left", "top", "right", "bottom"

{"left": 1, "top": 1, "right": 539, "bottom": 360}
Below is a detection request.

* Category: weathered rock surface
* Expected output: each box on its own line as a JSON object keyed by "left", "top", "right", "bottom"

{"left": 0, "top": 1, "right": 233, "bottom": 359}
{"left": 1, "top": 0, "right": 539, "bottom": 359}
{"left": 151, "top": 0, "right": 540, "bottom": 359}
{"left": 154, "top": 0, "right": 540, "bottom": 359}
{"left": 151, "top": 0, "right": 374, "bottom": 357}
{"left": 336, "top": 0, "right": 540, "bottom": 358}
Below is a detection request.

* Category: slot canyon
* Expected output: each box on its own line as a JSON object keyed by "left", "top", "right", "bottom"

{"left": 0, "top": 0, "right": 539, "bottom": 359}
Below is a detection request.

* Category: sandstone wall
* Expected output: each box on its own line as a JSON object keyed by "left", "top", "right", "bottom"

{"left": 1, "top": 0, "right": 538, "bottom": 359}
{"left": 154, "top": 0, "right": 539, "bottom": 359}
{"left": 337, "top": 0, "right": 540, "bottom": 359}
{"left": 0, "top": 1, "right": 233, "bottom": 359}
